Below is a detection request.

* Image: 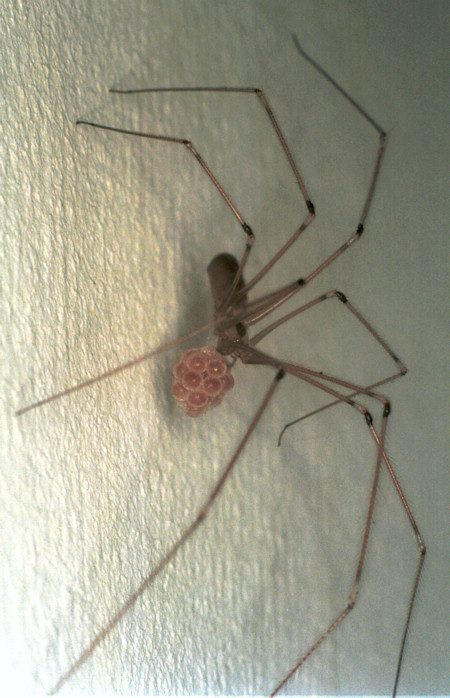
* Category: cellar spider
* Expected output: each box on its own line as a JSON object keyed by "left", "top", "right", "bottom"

{"left": 16, "top": 35, "right": 425, "bottom": 696}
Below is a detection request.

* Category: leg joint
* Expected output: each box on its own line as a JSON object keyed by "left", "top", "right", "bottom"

{"left": 335, "top": 290, "right": 348, "bottom": 303}
{"left": 307, "top": 200, "right": 315, "bottom": 214}
{"left": 364, "top": 410, "right": 373, "bottom": 426}
{"left": 242, "top": 222, "right": 254, "bottom": 241}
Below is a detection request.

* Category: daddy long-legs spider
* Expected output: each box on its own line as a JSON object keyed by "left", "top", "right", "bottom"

{"left": 16, "top": 34, "right": 425, "bottom": 695}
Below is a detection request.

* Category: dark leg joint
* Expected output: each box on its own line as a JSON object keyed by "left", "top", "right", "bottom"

{"left": 383, "top": 401, "right": 391, "bottom": 417}
{"left": 241, "top": 226, "right": 255, "bottom": 248}
{"left": 275, "top": 369, "right": 285, "bottom": 381}
{"left": 356, "top": 223, "right": 364, "bottom": 236}
{"left": 364, "top": 410, "right": 373, "bottom": 426}
{"left": 335, "top": 290, "right": 348, "bottom": 303}
{"left": 306, "top": 200, "right": 315, "bottom": 214}
{"left": 297, "top": 278, "right": 305, "bottom": 287}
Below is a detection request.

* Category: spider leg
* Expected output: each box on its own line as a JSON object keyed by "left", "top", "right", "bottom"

{"left": 79, "top": 35, "right": 388, "bottom": 350}
{"left": 48, "top": 369, "right": 285, "bottom": 695}
{"left": 15, "top": 318, "right": 218, "bottom": 415}
{"left": 108, "top": 85, "right": 315, "bottom": 313}
{"left": 238, "top": 35, "right": 389, "bottom": 314}
{"left": 369, "top": 423, "right": 426, "bottom": 697}
{"left": 229, "top": 342, "right": 424, "bottom": 697}
{"left": 220, "top": 38, "right": 388, "bottom": 322}
{"left": 292, "top": 33, "right": 387, "bottom": 223}
{"left": 242, "top": 286, "right": 407, "bottom": 443}
{"left": 76, "top": 116, "right": 256, "bottom": 309}
{"left": 277, "top": 374, "right": 400, "bottom": 447}
{"left": 226, "top": 35, "right": 388, "bottom": 313}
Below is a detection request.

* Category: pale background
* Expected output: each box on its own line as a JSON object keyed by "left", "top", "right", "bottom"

{"left": 2, "top": 1, "right": 448, "bottom": 696}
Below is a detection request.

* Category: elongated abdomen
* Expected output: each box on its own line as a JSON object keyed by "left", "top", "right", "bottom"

{"left": 206, "top": 253, "right": 247, "bottom": 312}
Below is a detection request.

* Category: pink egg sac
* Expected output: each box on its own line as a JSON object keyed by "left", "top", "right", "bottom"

{"left": 171, "top": 345, "right": 234, "bottom": 417}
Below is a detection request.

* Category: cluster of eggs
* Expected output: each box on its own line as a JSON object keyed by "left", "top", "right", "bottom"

{"left": 171, "top": 345, "right": 235, "bottom": 417}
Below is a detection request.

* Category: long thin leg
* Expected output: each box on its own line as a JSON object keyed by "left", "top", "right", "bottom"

{"left": 76, "top": 118, "right": 256, "bottom": 304}
{"left": 268, "top": 290, "right": 407, "bottom": 443}
{"left": 15, "top": 282, "right": 403, "bottom": 419}
{"left": 241, "top": 287, "right": 407, "bottom": 444}
{"left": 19, "top": 85, "right": 316, "bottom": 417}
{"left": 112, "top": 65, "right": 386, "bottom": 307}
{"left": 110, "top": 87, "right": 314, "bottom": 210}
{"left": 292, "top": 34, "right": 385, "bottom": 134}
{"left": 48, "top": 369, "right": 285, "bottom": 695}
{"left": 250, "top": 288, "right": 405, "bottom": 378}
{"left": 109, "top": 85, "right": 315, "bottom": 312}
{"left": 13, "top": 279, "right": 370, "bottom": 417}
{"left": 249, "top": 289, "right": 406, "bottom": 373}
{"left": 278, "top": 373, "right": 401, "bottom": 447}
{"left": 15, "top": 318, "right": 219, "bottom": 416}
{"left": 232, "top": 36, "right": 388, "bottom": 303}
{"left": 371, "top": 430, "right": 426, "bottom": 696}
{"left": 14, "top": 271, "right": 313, "bottom": 417}
{"left": 276, "top": 364, "right": 425, "bottom": 697}
{"left": 271, "top": 445, "right": 425, "bottom": 697}
{"left": 81, "top": 36, "right": 387, "bottom": 340}
{"left": 228, "top": 342, "right": 424, "bottom": 697}
{"left": 14, "top": 275, "right": 302, "bottom": 415}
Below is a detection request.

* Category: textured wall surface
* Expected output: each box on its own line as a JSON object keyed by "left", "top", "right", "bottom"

{"left": 2, "top": 1, "right": 448, "bottom": 696}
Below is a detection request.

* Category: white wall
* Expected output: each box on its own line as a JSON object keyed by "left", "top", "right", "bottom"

{"left": 3, "top": 1, "right": 448, "bottom": 695}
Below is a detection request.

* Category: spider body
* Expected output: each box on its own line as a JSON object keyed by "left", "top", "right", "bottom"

{"left": 207, "top": 252, "right": 250, "bottom": 352}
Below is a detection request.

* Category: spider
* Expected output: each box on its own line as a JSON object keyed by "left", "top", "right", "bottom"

{"left": 17, "top": 35, "right": 425, "bottom": 696}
